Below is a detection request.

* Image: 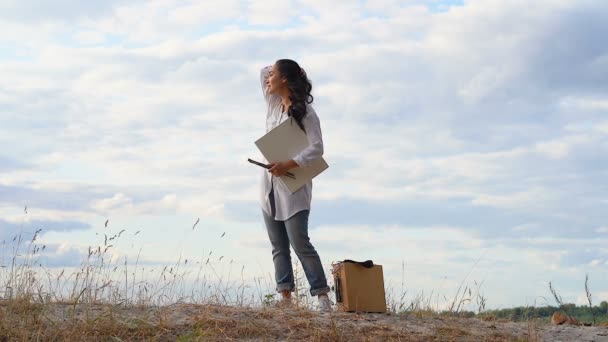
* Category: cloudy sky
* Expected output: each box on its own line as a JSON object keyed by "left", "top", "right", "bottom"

{"left": 1, "top": 0, "right": 607, "bottom": 310}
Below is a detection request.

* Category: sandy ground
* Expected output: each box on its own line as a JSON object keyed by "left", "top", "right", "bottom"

{"left": 3, "top": 302, "right": 608, "bottom": 341}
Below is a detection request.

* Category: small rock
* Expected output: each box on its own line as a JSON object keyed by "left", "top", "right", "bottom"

{"left": 551, "top": 311, "right": 581, "bottom": 326}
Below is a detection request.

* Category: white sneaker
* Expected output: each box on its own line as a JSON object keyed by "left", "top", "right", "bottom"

{"left": 318, "top": 294, "right": 332, "bottom": 312}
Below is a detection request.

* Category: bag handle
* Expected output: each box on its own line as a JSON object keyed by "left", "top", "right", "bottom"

{"left": 343, "top": 259, "right": 374, "bottom": 268}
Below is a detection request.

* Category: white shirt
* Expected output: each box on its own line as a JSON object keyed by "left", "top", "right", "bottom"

{"left": 259, "top": 66, "right": 324, "bottom": 221}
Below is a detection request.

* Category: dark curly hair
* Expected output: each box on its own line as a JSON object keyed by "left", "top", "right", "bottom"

{"left": 275, "top": 59, "right": 314, "bottom": 133}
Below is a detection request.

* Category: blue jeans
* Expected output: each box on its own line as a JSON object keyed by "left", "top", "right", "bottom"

{"left": 262, "top": 188, "right": 330, "bottom": 296}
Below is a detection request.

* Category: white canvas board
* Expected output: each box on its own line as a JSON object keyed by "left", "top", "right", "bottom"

{"left": 255, "top": 118, "right": 329, "bottom": 193}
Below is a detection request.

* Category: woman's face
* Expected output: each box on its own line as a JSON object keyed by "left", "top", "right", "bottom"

{"left": 267, "top": 64, "right": 286, "bottom": 95}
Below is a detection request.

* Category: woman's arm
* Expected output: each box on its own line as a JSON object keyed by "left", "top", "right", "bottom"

{"left": 292, "top": 111, "right": 324, "bottom": 168}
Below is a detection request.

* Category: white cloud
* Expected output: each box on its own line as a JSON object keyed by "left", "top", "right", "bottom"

{"left": 511, "top": 223, "right": 540, "bottom": 232}
{"left": 169, "top": 0, "right": 243, "bottom": 26}
{"left": 534, "top": 140, "right": 570, "bottom": 160}
{"left": 597, "top": 227, "right": 608, "bottom": 233}
{"left": 92, "top": 193, "right": 134, "bottom": 213}
{"left": 560, "top": 96, "right": 608, "bottom": 111}
{"left": 73, "top": 30, "right": 107, "bottom": 44}
{"left": 247, "top": 0, "right": 295, "bottom": 26}
{"left": 364, "top": 0, "right": 405, "bottom": 15}
{"left": 589, "top": 259, "right": 603, "bottom": 266}
{"left": 471, "top": 187, "right": 553, "bottom": 209}
{"left": 458, "top": 66, "right": 512, "bottom": 103}
{"left": 1, "top": 0, "right": 607, "bottom": 308}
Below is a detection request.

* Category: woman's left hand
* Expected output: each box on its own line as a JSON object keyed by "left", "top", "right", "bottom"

{"left": 268, "top": 160, "right": 297, "bottom": 177}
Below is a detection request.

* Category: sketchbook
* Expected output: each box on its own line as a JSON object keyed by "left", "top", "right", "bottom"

{"left": 254, "top": 117, "right": 329, "bottom": 193}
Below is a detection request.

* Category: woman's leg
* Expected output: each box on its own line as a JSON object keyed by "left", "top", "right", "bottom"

{"left": 284, "top": 210, "right": 330, "bottom": 296}
{"left": 262, "top": 209, "right": 294, "bottom": 293}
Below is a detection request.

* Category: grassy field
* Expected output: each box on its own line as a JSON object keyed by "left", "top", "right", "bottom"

{"left": 1, "top": 224, "right": 606, "bottom": 341}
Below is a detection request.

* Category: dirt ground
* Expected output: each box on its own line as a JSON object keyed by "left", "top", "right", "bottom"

{"left": 2, "top": 302, "right": 608, "bottom": 341}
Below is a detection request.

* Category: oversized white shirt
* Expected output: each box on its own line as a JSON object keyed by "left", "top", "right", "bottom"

{"left": 259, "top": 66, "right": 324, "bottom": 221}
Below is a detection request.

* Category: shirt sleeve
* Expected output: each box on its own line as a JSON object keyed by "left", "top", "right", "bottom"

{"left": 292, "top": 110, "right": 324, "bottom": 168}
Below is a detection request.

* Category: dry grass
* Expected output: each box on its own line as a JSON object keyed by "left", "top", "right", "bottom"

{"left": 1, "top": 300, "right": 536, "bottom": 341}
{"left": 0, "top": 215, "right": 582, "bottom": 341}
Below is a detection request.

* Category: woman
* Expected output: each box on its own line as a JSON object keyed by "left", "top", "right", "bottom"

{"left": 259, "top": 59, "right": 331, "bottom": 312}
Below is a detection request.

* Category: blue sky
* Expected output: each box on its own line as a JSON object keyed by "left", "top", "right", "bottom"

{"left": 1, "top": 0, "right": 607, "bottom": 310}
